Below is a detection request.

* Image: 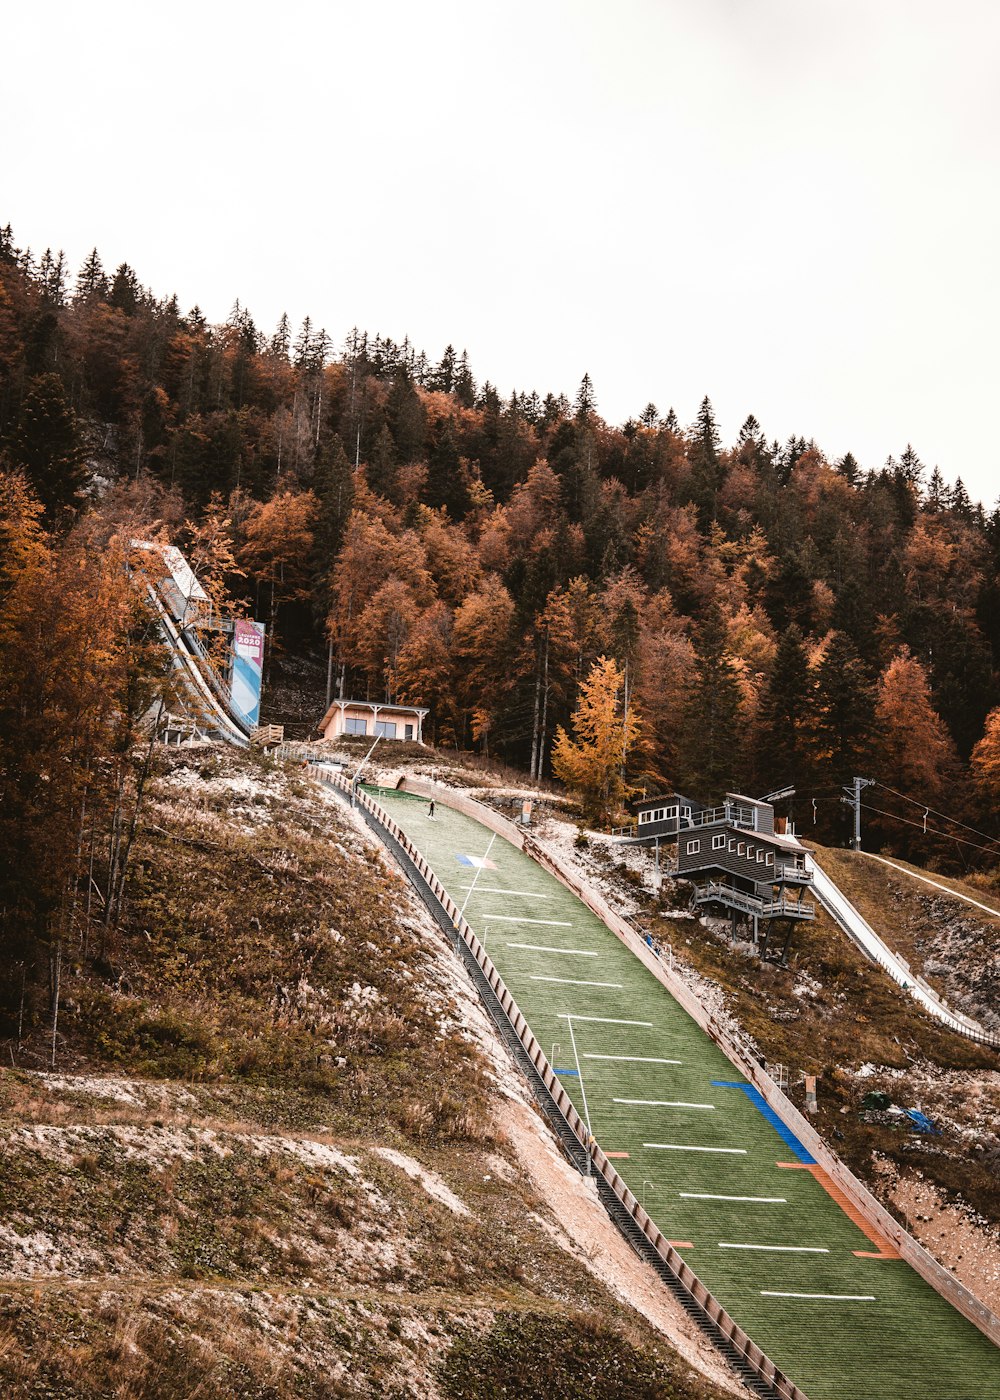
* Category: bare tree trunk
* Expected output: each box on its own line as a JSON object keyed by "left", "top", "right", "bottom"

{"left": 108, "top": 705, "right": 163, "bottom": 932}
{"left": 538, "top": 636, "right": 551, "bottom": 783}
{"left": 50, "top": 941, "right": 61, "bottom": 1070}
{"left": 83, "top": 825, "right": 96, "bottom": 960}
{"left": 17, "top": 964, "right": 26, "bottom": 1049}
{"left": 529, "top": 638, "right": 542, "bottom": 782}
{"left": 325, "top": 635, "right": 334, "bottom": 709}
{"left": 105, "top": 773, "right": 124, "bottom": 920}
{"left": 70, "top": 778, "right": 90, "bottom": 945}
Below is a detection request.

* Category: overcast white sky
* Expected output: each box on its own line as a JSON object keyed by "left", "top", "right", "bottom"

{"left": 5, "top": 0, "right": 1000, "bottom": 503}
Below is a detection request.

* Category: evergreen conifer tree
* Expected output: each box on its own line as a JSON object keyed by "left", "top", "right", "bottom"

{"left": 753, "top": 624, "right": 813, "bottom": 792}
{"left": 386, "top": 368, "right": 426, "bottom": 463}
{"left": 809, "top": 631, "right": 875, "bottom": 786}
{"left": 679, "top": 608, "right": 744, "bottom": 800}
{"left": 366, "top": 424, "right": 399, "bottom": 502}
{"left": 687, "top": 395, "right": 724, "bottom": 527}
{"left": 12, "top": 374, "right": 88, "bottom": 517}
{"left": 454, "top": 349, "right": 476, "bottom": 407}
{"left": 574, "top": 373, "right": 597, "bottom": 421}
{"left": 433, "top": 344, "right": 457, "bottom": 393}
{"left": 836, "top": 451, "right": 861, "bottom": 485}
{"left": 270, "top": 312, "right": 291, "bottom": 359}
{"left": 424, "top": 419, "right": 469, "bottom": 518}
{"left": 75, "top": 248, "right": 107, "bottom": 302}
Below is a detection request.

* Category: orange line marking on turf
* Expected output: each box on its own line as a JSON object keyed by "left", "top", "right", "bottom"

{"left": 777, "top": 1163, "right": 899, "bottom": 1259}
{"left": 668, "top": 1240, "right": 694, "bottom": 1249}
{"left": 605, "top": 1151, "right": 630, "bottom": 1158}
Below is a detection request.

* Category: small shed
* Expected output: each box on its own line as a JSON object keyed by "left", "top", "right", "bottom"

{"left": 317, "top": 700, "right": 428, "bottom": 744}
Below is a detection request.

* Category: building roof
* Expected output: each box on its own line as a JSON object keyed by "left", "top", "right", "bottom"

{"left": 686, "top": 824, "right": 812, "bottom": 855}
{"left": 318, "top": 699, "right": 429, "bottom": 730}
{"left": 132, "top": 540, "right": 209, "bottom": 607}
{"left": 634, "top": 792, "right": 698, "bottom": 811}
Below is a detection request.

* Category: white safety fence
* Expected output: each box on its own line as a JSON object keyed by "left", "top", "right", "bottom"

{"left": 806, "top": 855, "right": 999, "bottom": 1049}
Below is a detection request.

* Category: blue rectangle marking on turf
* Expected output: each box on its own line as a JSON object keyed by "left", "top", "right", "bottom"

{"left": 553, "top": 1068, "right": 580, "bottom": 1077}
{"left": 711, "top": 1081, "right": 816, "bottom": 1164}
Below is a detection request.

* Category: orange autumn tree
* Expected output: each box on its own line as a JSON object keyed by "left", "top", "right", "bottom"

{"left": 874, "top": 647, "right": 957, "bottom": 799}
{"left": 396, "top": 601, "right": 459, "bottom": 745}
{"left": 552, "top": 655, "right": 642, "bottom": 824}
{"left": 239, "top": 489, "right": 317, "bottom": 671}
{"left": 451, "top": 575, "right": 516, "bottom": 752}
{"left": 971, "top": 707, "right": 1000, "bottom": 804}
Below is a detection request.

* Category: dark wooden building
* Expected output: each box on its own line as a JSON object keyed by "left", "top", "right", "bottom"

{"left": 629, "top": 791, "right": 814, "bottom": 962}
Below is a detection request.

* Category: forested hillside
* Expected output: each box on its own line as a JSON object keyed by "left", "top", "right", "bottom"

{"left": 4, "top": 222, "right": 1000, "bottom": 871}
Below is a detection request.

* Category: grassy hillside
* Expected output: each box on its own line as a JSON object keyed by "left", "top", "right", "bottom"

{"left": 0, "top": 747, "right": 732, "bottom": 1399}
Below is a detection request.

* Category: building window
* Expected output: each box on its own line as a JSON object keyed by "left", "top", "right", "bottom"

{"left": 737, "top": 842, "right": 745, "bottom": 857}
{"left": 404, "top": 724, "right": 414, "bottom": 740}
{"left": 656, "top": 808, "right": 665, "bottom": 821}
{"left": 686, "top": 839, "right": 700, "bottom": 855}
{"left": 766, "top": 852, "right": 774, "bottom": 867}
{"left": 375, "top": 720, "right": 397, "bottom": 739}
{"left": 639, "top": 810, "right": 650, "bottom": 824}
{"left": 666, "top": 805, "right": 678, "bottom": 820}
{"left": 712, "top": 834, "right": 725, "bottom": 850}
{"left": 728, "top": 838, "right": 737, "bottom": 852}
{"left": 344, "top": 717, "right": 367, "bottom": 735}
{"left": 757, "top": 848, "right": 766, "bottom": 863}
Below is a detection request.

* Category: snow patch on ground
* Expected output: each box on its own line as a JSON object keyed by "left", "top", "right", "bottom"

{"left": 375, "top": 1149, "right": 471, "bottom": 1217}
{"left": 27, "top": 1071, "right": 198, "bottom": 1108}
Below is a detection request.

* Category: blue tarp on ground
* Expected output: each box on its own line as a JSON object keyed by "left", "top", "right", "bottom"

{"left": 904, "top": 1108, "right": 941, "bottom": 1135}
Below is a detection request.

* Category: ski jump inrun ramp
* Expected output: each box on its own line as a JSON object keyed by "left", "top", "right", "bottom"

{"left": 327, "top": 777, "right": 1000, "bottom": 1400}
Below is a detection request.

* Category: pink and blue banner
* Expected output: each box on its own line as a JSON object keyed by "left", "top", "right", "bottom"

{"left": 231, "top": 619, "right": 265, "bottom": 725}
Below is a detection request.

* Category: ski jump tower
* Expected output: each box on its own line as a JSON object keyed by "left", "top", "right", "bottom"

{"left": 132, "top": 540, "right": 266, "bottom": 744}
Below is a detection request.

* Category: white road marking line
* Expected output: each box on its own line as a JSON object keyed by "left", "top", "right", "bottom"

{"left": 559, "top": 1014, "right": 652, "bottom": 1026}
{"left": 615, "top": 1098, "right": 715, "bottom": 1109}
{"left": 532, "top": 976, "right": 622, "bottom": 988}
{"left": 680, "top": 1193, "right": 786, "bottom": 1203}
{"left": 644, "top": 1143, "right": 747, "bottom": 1154}
{"left": 720, "top": 1243, "right": 829, "bottom": 1253}
{"left": 484, "top": 915, "right": 574, "bottom": 926}
{"left": 461, "top": 885, "right": 550, "bottom": 899}
{"left": 586, "top": 1053, "right": 682, "bottom": 1065}
{"left": 760, "top": 1291, "right": 875, "bottom": 1301}
{"left": 506, "top": 943, "right": 598, "bottom": 957}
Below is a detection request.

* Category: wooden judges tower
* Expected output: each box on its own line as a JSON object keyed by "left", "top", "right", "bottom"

{"left": 623, "top": 792, "right": 815, "bottom": 963}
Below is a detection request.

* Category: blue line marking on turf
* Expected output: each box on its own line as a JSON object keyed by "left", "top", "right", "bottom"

{"left": 553, "top": 1068, "right": 580, "bottom": 1077}
{"left": 712, "top": 1081, "right": 816, "bottom": 1164}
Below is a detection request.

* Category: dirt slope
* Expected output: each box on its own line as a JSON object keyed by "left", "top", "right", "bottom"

{"left": 0, "top": 747, "right": 738, "bottom": 1399}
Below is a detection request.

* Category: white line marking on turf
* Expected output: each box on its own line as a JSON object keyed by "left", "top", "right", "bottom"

{"left": 720, "top": 1243, "right": 828, "bottom": 1253}
{"left": 461, "top": 885, "right": 550, "bottom": 899}
{"left": 615, "top": 1098, "right": 714, "bottom": 1109}
{"left": 559, "top": 1014, "right": 652, "bottom": 1026}
{"left": 761, "top": 1291, "right": 875, "bottom": 1301}
{"left": 585, "top": 1053, "right": 682, "bottom": 1065}
{"left": 485, "top": 915, "right": 573, "bottom": 926}
{"left": 645, "top": 1143, "right": 747, "bottom": 1154}
{"left": 532, "top": 976, "right": 622, "bottom": 988}
{"left": 681, "top": 1193, "right": 786, "bottom": 1203}
{"left": 507, "top": 943, "right": 598, "bottom": 956}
